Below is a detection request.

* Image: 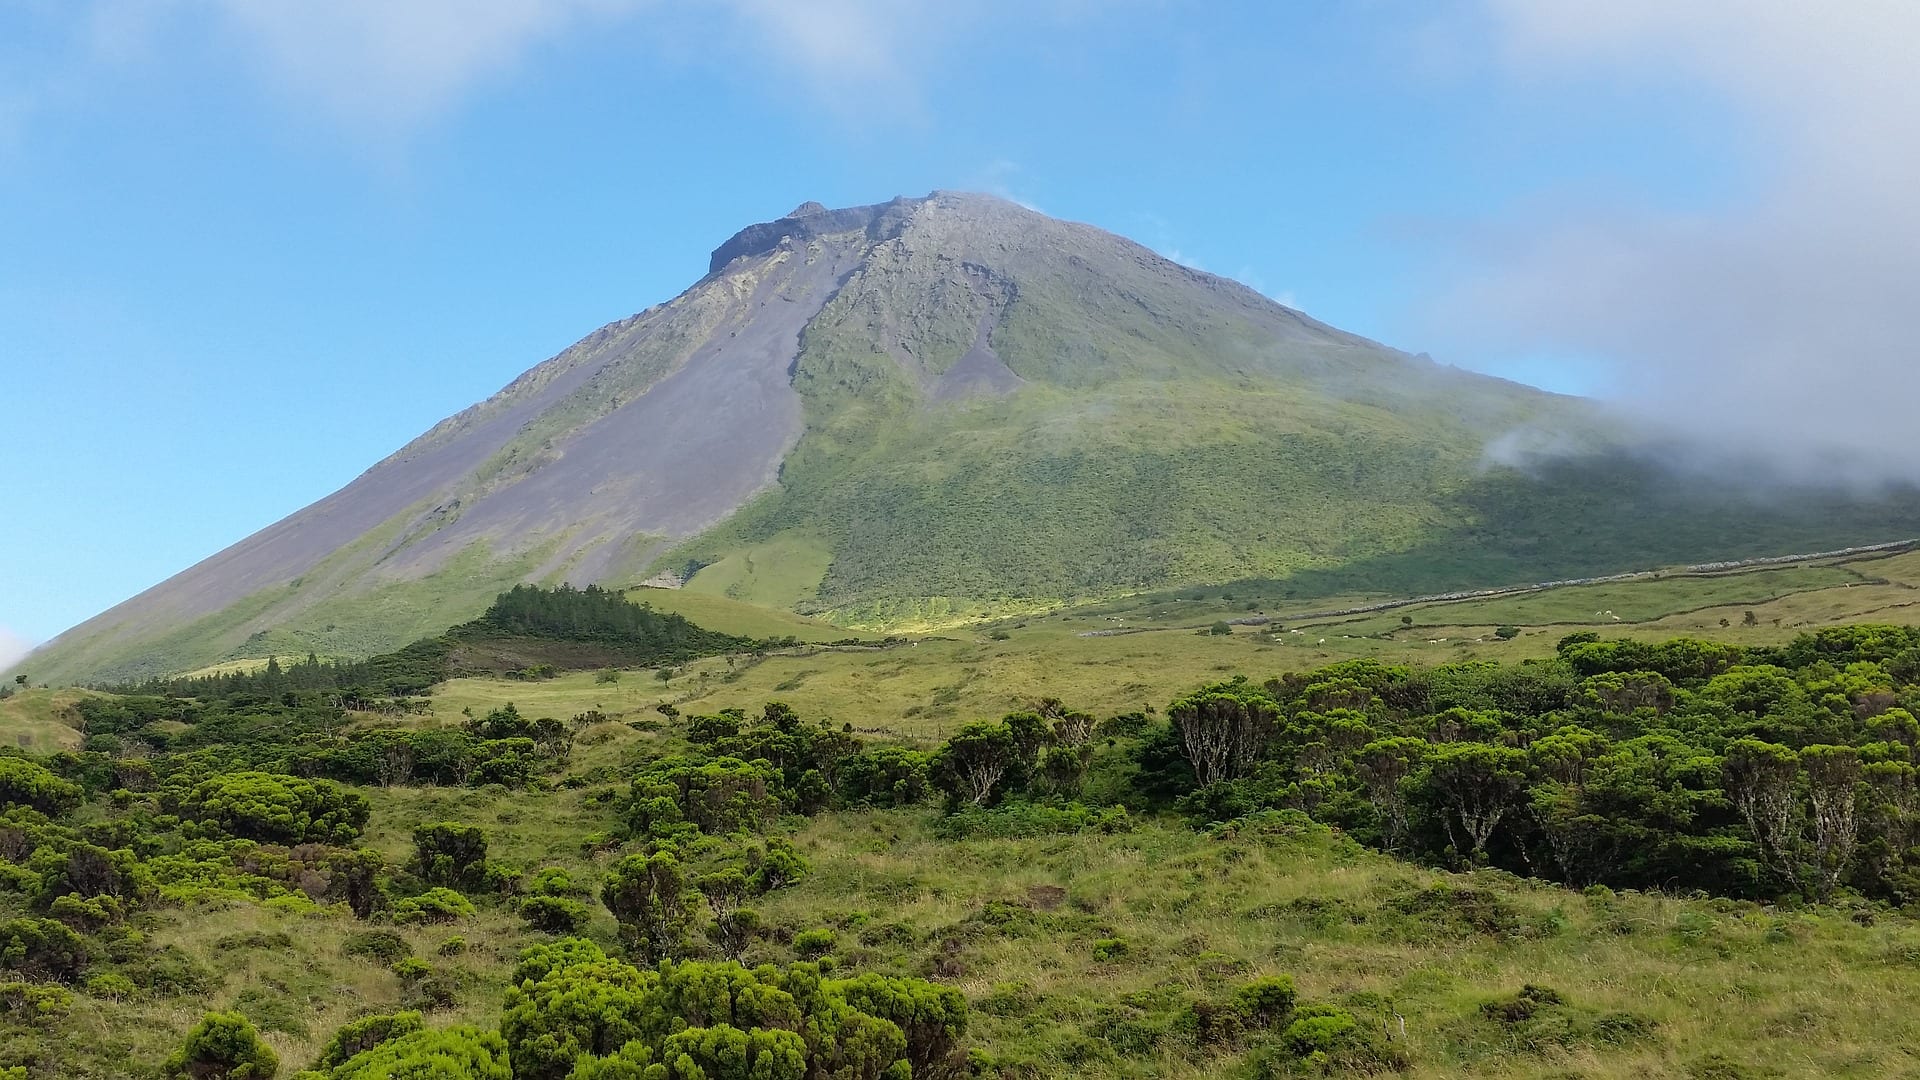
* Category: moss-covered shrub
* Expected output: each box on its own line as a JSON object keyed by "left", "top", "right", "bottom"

{"left": 519, "top": 895, "right": 589, "bottom": 935}
{"left": 174, "top": 772, "right": 368, "bottom": 844}
{"left": 314, "top": 1010, "right": 426, "bottom": 1071}
{"left": 162, "top": 1011, "right": 278, "bottom": 1079}
{"left": 392, "top": 888, "right": 475, "bottom": 925}
{"left": 408, "top": 822, "right": 488, "bottom": 889}
{"left": 0, "top": 758, "right": 84, "bottom": 814}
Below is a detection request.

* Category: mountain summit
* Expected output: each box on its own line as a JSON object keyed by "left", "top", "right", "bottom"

{"left": 22, "top": 193, "right": 1920, "bottom": 683}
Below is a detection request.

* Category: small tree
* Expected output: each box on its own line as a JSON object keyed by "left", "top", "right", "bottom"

{"left": 600, "top": 851, "right": 696, "bottom": 963}
{"left": 1168, "top": 686, "right": 1278, "bottom": 788}
{"left": 1354, "top": 737, "right": 1429, "bottom": 852}
{"left": 930, "top": 723, "right": 1018, "bottom": 806}
{"left": 746, "top": 837, "right": 809, "bottom": 894}
{"left": 1494, "top": 625, "right": 1520, "bottom": 641}
{"left": 1801, "top": 744, "right": 1861, "bottom": 900}
{"left": 697, "top": 869, "right": 749, "bottom": 921}
{"left": 1423, "top": 743, "right": 1529, "bottom": 862}
{"left": 163, "top": 1012, "right": 278, "bottom": 1079}
{"left": 1724, "top": 739, "right": 1802, "bottom": 893}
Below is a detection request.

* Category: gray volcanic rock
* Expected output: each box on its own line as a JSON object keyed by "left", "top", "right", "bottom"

{"left": 31, "top": 200, "right": 913, "bottom": 682}
{"left": 706, "top": 197, "right": 917, "bottom": 275}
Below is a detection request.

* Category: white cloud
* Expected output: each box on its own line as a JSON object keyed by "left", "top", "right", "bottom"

{"left": 206, "top": 0, "right": 643, "bottom": 132}
{"left": 0, "top": 628, "right": 34, "bottom": 675}
{"left": 6, "top": 0, "right": 956, "bottom": 138}
{"left": 1439, "top": 1, "right": 1920, "bottom": 484}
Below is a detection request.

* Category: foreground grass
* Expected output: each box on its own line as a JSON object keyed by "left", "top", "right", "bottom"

{"left": 38, "top": 797, "right": 1920, "bottom": 1078}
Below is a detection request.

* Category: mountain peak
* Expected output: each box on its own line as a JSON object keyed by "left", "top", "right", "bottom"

{"left": 19, "top": 189, "right": 1631, "bottom": 686}
{"left": 708, "top": 195, "right": 923, "bottom": 275}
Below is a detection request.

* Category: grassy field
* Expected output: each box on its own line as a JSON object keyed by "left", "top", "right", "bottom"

{"left": 621, "top": 585, "right": 877, "bottom": 643}
{"left": 19, "top": 557, "right": 1920, "bottom": 1075}
{"left": 0, "top": 688, "right": 90, "bottom": 753}
{"left": 410, "top": 548, "right": 1920, "bottom": 745}
{"left": 430, "top": 629, "right": 1358, "bottom": 744}
{"left": 62, "top": 794, "right": 1920, "bottom": 1079}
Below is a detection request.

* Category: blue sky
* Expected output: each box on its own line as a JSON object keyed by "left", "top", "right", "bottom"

{"left": 2, "top": 1, "right": 1909, "bottom": 659}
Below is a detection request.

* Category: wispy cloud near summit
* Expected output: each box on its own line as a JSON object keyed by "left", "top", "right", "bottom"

{"left": 0, "top": 627, "right": 34, "bottom": 675}
{"left": 1436, "top": 0, "right": 1920, "bottom": 484}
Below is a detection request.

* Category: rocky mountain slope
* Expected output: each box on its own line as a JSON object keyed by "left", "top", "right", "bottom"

{"left": 19, "top": 193, "right": 1920, "bottom": 683}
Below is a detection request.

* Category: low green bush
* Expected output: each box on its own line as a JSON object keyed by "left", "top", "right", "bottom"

{"left": 392, "top": 888, "right": 475, "bottom": 925}
{"left": 162, "top": 1011, "right": 278, "bottom": 1079}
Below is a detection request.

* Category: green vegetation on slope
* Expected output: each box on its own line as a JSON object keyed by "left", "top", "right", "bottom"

{"left": 3, "top": 615, "right": 1920, "bottom": 1075}
{"left": 110, "top": 584, "right": 759, "bottom": 700}
{"left": 622, "top": 586, "right": 878, "bottom": 644}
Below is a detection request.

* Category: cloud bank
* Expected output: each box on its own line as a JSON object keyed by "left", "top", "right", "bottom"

{"left": 0, "top": 628, "right": 34, "bottom": 675}
{"left": 1450, "top": 0, "right": 1920, "bottom": 485}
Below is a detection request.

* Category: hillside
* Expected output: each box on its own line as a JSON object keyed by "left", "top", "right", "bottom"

{"left": 19, "top": 193, "right": 1920, "bottom": 684}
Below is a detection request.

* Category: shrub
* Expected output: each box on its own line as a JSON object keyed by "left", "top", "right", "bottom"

{"left": 511, "top": 937, "right": 609, "bottom": 985}
{"left": 835, "top": 969, "right": 970, "bottom": 1078}
{"left": 626, "top": 758, "right": 781, "bottom": 837}
{"left": 391, "top": 957, "right": 431, "bottom": 982}
{"left": 1235, "top": 975, "right": 1297, "bottom": 1027}
{"left": 314, "top": 1011, "right": 426, "bottom": 1070}
{"left": 0, "top": 916, "right": 88, "bottom": 981}
{"left": 748, "top": 838, "right": 809, "bottom": 894}
{"left": 839, "top": 748, "right": 931, "bottom": 808}
{"left": 406, "top": 972, "right": 464, "bottom": 1013}
{"left": 392, "top": 888, "right": 475, "bottom": 925}
{"left": 409, "top": 822, "right": 488, "bottom": 889}
{"left": 792, "top": 928, "right": 835, "bottom": 957}
{"left": 329, "top": 1026, "right": 510, "bottom": 1080}
{"left": 526, "top": 866, "right": 583, "bottom": 897}
{"left": 520, "top": 895, "right": 590, "bottom": 935}
{"left": 82, "top": 972, "right": 136, "bottom": 1000}
{"left": 601, "top": 851, "right": 696, "bottom": 963}
{"left": 437, "top": 936, "right": 468, "bottom": 957}
{"left": 0, "top": 758, "right": 83, "bottom": 814}
{"left": 162, "top": 1011, "right": 279, "bottom": 1079}
{"left": 1092, "top": 938, "right": 1130, "bottom": 962}
{"left": 0, "top": 980, "right": 74, "bottom": 1020}
{"left": 1480, "top": 984, "right": 1565, "bottom": 1025}
{"left": 1495, "top": 625, "right": 1521, "bottom": 640}
{"left": 341, "top": 930, "right": 411, "bottom": 963}
{"left": 1282, "top": 1003, "right": 1359, "bottom": 1057}
{"left": 175, "top": 771, "right": 368, "bottom": 844}
{"left": 501, "top": 956, "right": 962, "bottom": 1080}
{"left": 481, "top": 862, "right": 524, "bottom": 897}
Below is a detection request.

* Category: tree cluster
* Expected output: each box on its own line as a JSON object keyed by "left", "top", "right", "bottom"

{"left": 1143, "top": 625, "right": 1920, "bottom": 902}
